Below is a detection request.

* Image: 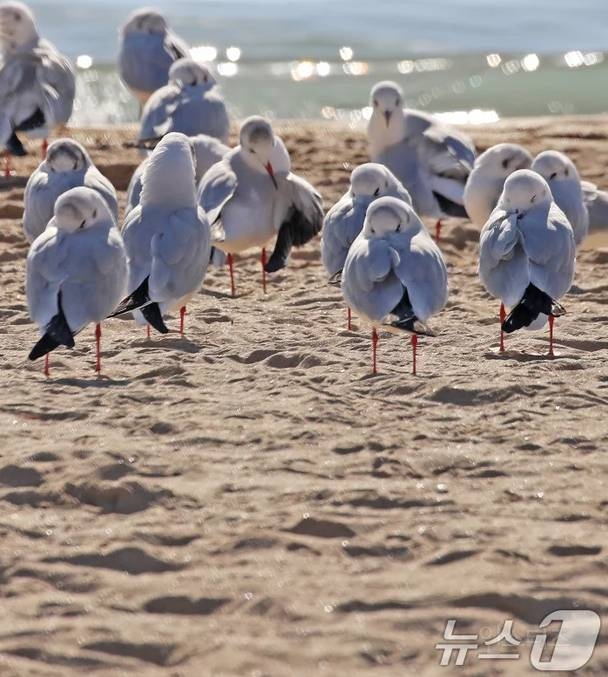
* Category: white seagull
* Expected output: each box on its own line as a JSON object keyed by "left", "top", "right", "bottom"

{"left": 531, "top": 150, "right": 588, "bottom": 246}
{"left": 322, "top": 162, "right": 412, "bottom": 284}
{"left": 23, "top": 138, "right": 118, "bottom": 243}
{"left": 0, "top": 1, "right": 75, "bottom": 160}
{"left": 479, "top": 169, "right": 576, "bottom": 356}
{"left": 118, "top": 7, "right": 189, "bottom": 107}
{"left": 341, "top": 196, "right": 448, "bottom": 374}
{"left": 26, "top": 186, "right": 127, "bottom": 375}
{"left": 464, "top": 143, "right": 533, "bottom": 226}
{"left": 367, "top": 80, "right": 476, "bottom": 241}
{"left": 112, "top": 132, "right": 212, "bottom": 335}
{"left": 126, "top": 133, "right": 229, "bottom": 216}
{"left": 198, "top": 116, "right": 323, "bottom": 296}
{"left": 138, "top": 58, "right": 230, "bottom": 147}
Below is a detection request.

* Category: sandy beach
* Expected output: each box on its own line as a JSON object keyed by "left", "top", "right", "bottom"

{"left": 0, "top": 117, "right": 607, "bottom": 676}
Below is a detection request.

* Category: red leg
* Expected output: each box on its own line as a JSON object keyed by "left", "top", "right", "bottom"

{"left": 179, "top": 305, "right": 186, "bottom": 335}
{"left": 499, "top": 302, "right": 506, "bottom": 353}
{"left": 411, "top": 334, "right": 418, "bottom": 376}
{"left": 372, "top": 327, "right": 378, "bottom": 374}
{"left": 227, "top": 253, "right": 236, "bottom": 297}
{"left": 347, "top": 307, "right": 352, "bottom": 331}
{"left": 95, "top": 323, "right": 101, "bottom": 374}
{"left": 261, "top": 248, "right": 267, "bottom": 294}
{"left": 3, "top": 151, "right": 11, "bottom": 178}
{"left": 548, "top": 315, "right": 555, "bottom": 358}
{"left": 435, "top": 219, "right": 442, "bottom": 243}
{"left": 41, "top": 138, "right": 48, "bottom": 159}
{"left": 146, "top": 324, "right": 151, "bottom": 339}
{"left": 44, "top": 354, "right": 50, "bottom": 377}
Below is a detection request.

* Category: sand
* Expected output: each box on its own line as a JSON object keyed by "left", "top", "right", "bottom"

{"left": 0, "top": 118, "right": 607, "bottom": 677}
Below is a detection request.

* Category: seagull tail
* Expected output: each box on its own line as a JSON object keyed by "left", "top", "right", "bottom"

{"left": 109, "top": 277, "right": 150, "bottom": 317}
{"left": 502, "top": 283, "right": 565, "bottom": 333}
{"left": 29, "top": 292, "right": 75, "bottom": 360}
{"left": 141, "top": 303, "right": 169, "bottom": 334}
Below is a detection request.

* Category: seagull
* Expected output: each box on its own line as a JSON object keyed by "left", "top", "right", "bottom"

{"left": 464, "top": 143, "right": 533, "bottom": 226}
{"left": 322, "top": 162, "right": 411, "bottom": 330}
{"left": 582, "top": 181, "right": 608, "bottom": 233}
{"left": 341, "top": 196, "right": 448, "bottom": 375}
{"left": 126, "top": 133, "right": 229, "bottom": 216}
{"left": 26, "top": 186, "right": 127, "bottom": 375}
{"left": 198, "top": 116, "right": 323, "bottom": 296}
{"left": 118, "top": 7, "right": 189, "bottom": 107}
{"left": 0, "top": 1, "right": 75, "bottom": 166}
{"left": 367, "top": 80, "right": 476, "bottom": 241}
{"left": 138, "top": 58, "right": 230, "bottom": 147}
{"left": 531, "top": 150, "right": 588, "bottom": 246}
{"left": 23, "top": 137, "right": 118, "bottom": 242}
{"left": 112, "top": 132, "right": 212, "bottom": 336}
{"left": 479, "top": 170, "right": 576, "bottom": 356}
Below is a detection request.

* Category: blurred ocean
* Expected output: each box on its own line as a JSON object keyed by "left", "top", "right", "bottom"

{"left": 27, "top": 0, "right": 608, "bottom": 125}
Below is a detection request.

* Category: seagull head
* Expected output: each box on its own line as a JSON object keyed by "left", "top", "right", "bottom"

{"left": 53, "top": 187, "right": 110, "bottom": 234}
{"left": 239, "top": 116, "right": 283, "bottom": 188}
{"left": 0, "top": 2, "right": 38, "bottom": 52}
{"left": 141, "top": 132, "right": 196, "bottom": 207}
{"left": 169, "top": 58, "right": 216, "bottom": 87}
{"left": 370, "top": 81, "right": 404, "bottom": 128}
{"left": 363, "top": 196, "right": 419, "bottom": 239}
{"left": 475, "top": 143, "right": 533, "bottom": 179}
{"left": 123, "top": 8, "right": 167, "bottom": 36}
{"left": 46, "top": 139, "right": 88, "bottom": 173}
{"left": 531, "top": 150, "right": 579, "bottom": 187}
{"left": 500, "top": 169, "right": 551, "bottom": 215}
{"left": 350, "top": 163, "right": 394, "bottom": 200}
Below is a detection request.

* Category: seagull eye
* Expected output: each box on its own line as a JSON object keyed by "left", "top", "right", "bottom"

{"left": 396, "top": 223, "right": 401, "bottom": 232}
{"left": 249, "top": 148, "right": 256, "bottom": 154}
{"left": 373, "top": 99, "right": 378, "bottom": 107}
{"left": 79, "top": 219, "right": 86, "bottom": 229}
{"left": 502, "top": 158, "right": 510, "bottom": 169}
{"left": 395, "top": 98, "right": 400, "bottom": 106}
{"left": 564, "top": 168, "right": 569, "bottom": 177}
{"left": 370, "top": 228, "right": 375, "bottom": 234}
{"left": 373, "top": 187, "right": 380, "bottom": 196}
{"left": 92, "top": 209, "right": 97, "bottom": 219}
{"left": 549, "top": 172, "right": 557, "bottom": 180}
{"left": 530, "top": 194, "right": 536, "bottom": 204}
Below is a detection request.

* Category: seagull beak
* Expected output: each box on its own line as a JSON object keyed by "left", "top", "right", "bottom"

{"left": 384, "top": 110, "right": 392, "bottom": 127}
{"left": 265, "top": 162, "right": 278, "bottom": 190}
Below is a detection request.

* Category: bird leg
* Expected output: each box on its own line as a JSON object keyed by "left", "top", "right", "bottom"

{"left": 548, "top": 314, "right": 555, "bottom": 358}
{"left": 411, "top": 334, "right": 418, "bottom": 376}
{"left": 146, "top": 324, "right": 150, "bottom": 339}
{"left": 435, "top": 219, "right": 442, "bottom": 243}
{"left": 261, "top": 248, "right": 267, "bottom": 294}
{"left": 499, "top": 303, "right": 506, "bottom": 353}
{"left": 227, "top": 253, "right": 236, "bottom": 297}
{"left": 347, "top": 307, "right": 352, "bottom": 331}
{"left": 44, "top": 354, "right": 50, "bottom": 377}
{"left": 41, "top": 138, "right": 48, "bottom": 160}
{"left": 179, "top": 305, "right": 186, "bottom": 335}
{"left": 372, "top": 327, "right": 379, "bottom": 374}
{"left": 3, "top": 151, "right": 11, "bottom": 178}
{"left": 95, "top": 323, "right": 101, "bottom": 374}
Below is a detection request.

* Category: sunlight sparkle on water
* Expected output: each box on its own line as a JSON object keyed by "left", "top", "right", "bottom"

{"left": 76, "top": 54, "right": 93, "bottom": 69}
{"left": 190, "top": 45, "right": 218, "bottom": 62}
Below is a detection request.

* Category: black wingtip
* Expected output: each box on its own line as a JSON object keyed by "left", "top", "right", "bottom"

{"left": 5, "top": 132, "right": 27, "bottom": 157}
{"left": 141, "top": 303, "right": 169, "bottom": 334}
{"left": 328, "top": 271, "right": 342, "bottom": 286}
{"left": 29, "top": 333, "right": 60, "bottom": 360}
{"left": 109, "top": 277, "right": 150, "bottom": 318}
{"left": 389, "top": 317, "right": 436, "bottom": 337}
{"left": 502, "top": 283, "right": 565, "bottom": 333}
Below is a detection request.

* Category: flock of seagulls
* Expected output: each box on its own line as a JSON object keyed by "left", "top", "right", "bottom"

{"left": 1, "top": 2, "right": 605, "bottom": 377}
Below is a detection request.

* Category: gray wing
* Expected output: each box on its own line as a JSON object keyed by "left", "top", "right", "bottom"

{"left": 23, "top": 169, "right": 76, "bottom": 243}
{"left": 198, "top": 157, "right": 238, "bottom": 236}
{"left": 274, "top": 172, "right": 324, "bottom": 244}
{"left": 170, "top": 90, "right": 230, "bottom": 142}
{"left": 120, "top": 33, "right": 181, "bottom": 94}
{"left": 84, "top": 167, "right": 118, "bottom": 220}
{"left": 192, "top": 134, "right": 230, "bottom": 181}
{"left": 582, "top": 181, "right": 608, "bottom": 232}
{"left": 321, "top": 195, "right": 368, "bottom": 277}
{"left": 149, "top": 207, "right": 211, "bottom": 309}
{"left": 341, "top": 236, "right": 403, "bottom": 322}
{"left": 138, "top": 84, "right": 180, "bottom": 141}
{"left": 36, "top": 41, "right": 75, "bottom": 126}
{"left": 521, "top": 204, "right": 576, "bottom": 299}
{"left": 125, "top": 159, "right": 146, "bottom": 215}
{"left": 122, "top": 206, "right": 153, "bottom": 293}
{"left": 393, "top": 232, "right": 448, "bottom": 321}
{"left": 26, "top": 227, "right": 66, "bottom": 329}
{"left": 478, "top": 209, "right": 529, "bottom": 306}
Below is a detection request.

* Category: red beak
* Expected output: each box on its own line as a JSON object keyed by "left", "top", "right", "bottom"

{"left": 265, "top": 162, "right": 278, "bottom": 189}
